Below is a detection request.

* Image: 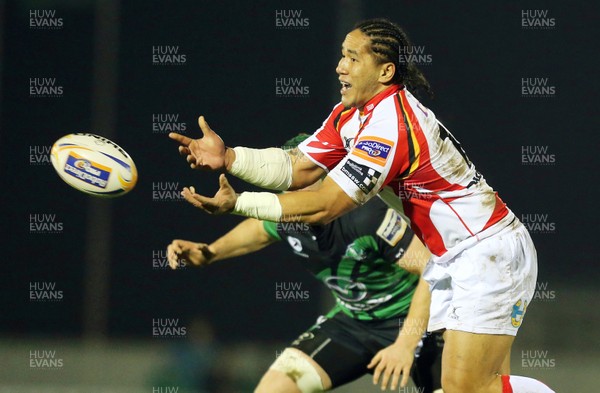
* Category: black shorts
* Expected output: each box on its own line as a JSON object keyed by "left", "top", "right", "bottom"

{"left": 289, "top": 311, "right": 443, "bottom": 392}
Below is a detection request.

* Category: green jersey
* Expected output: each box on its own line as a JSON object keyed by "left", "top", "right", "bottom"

{"left": 263, "top": 197, "right": 419, "bottom": 321}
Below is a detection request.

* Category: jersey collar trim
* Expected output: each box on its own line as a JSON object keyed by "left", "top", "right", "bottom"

{"left": 360, "top": 84, "right": 403, "bottom": 117}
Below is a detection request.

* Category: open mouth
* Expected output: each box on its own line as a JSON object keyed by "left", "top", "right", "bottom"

{"left": 340, "top": 81, "right": 352, "bottom": 94}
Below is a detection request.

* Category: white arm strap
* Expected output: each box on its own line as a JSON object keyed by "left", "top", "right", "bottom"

{"left": 232, "top": 192, "right": 283, "bottom": 222}
{"left": 229, "top": 146, "right": 293, "bottom": 191}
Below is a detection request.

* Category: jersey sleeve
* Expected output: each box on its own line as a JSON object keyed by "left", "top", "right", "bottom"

{"left": 298, "top": 103, "right": 349, "bottom": 171}
{"left": 262, "top": 221, "right": 282, "bottom": 241}
{"left": 327, "top": 113, "right": 406, "bottom": 205}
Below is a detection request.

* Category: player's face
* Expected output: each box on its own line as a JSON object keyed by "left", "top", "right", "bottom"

{"left": 336, "top": 29, "right": 390, "bottom": 110}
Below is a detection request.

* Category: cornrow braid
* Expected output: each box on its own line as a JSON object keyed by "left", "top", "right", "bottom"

{"left": 355, "top": 18, "right": 433, "bottom": 98}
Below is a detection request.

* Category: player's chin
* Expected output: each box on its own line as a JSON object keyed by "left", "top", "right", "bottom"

{"left": 340, "top": 95, "right": 354, "bottom": 109}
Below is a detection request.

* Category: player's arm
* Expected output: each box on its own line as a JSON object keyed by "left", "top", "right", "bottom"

{"left": 167, "top": 218, "right": 278, "bottom": 269}
{"left": 393, "top": 236, "right": 431, "bottom": 351}
{"left": 168, "top": 116, "right": 325, "bottom": 190}
{"left": 368, "top": 235, "right": 432, "bottom": 390}
{"left": 182, "top": 174, "right": 358, "bottom": 225}
{"left": 397, "top": 235, "right": 431, "bottom": 275}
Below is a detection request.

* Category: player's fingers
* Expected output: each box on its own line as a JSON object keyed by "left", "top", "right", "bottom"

{"left": 219, "top": 174, "right": 230, "bottom": 189}
{"left": 389, "top": 367, "right": 403, "bottom": 390}
{"left": 169, "top": 132, "right": 193, "bottom": 145}
{"left": 167, "top": 245, "right": 178, "bottom": 270}
{"left": 367, "top": 352, "right": 381, "bottom": 369}
{"left": 178, "top": 146, "right": 191, "bottom": 156}
{"left": 182, "top": 187, "right": 204, "bottom": 209}
{"left": 186, "top": 154, "right": 197, "bottom": 164}
{"left": 372, "top": 362, "right": 384, "bottom": 385}
{"left": 379, "top": 364, "right": 393, "bottom": 390}
{"left": 198, "top": 116, "right": 215, "bottom": 136}
{"left": 400, "top": 365, "right": 410, "bottom": 388}
{"left": 170, "top": 240, "right": 182, "bottom": 254}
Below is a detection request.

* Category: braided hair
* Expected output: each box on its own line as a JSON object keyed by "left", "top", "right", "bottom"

{"left": 354, "top": 18, "right": 433, "bottom": 98}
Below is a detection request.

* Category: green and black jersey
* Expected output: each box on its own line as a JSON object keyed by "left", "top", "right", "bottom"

{"left": 263, "top": 197, "right": 419, "bottom": 321}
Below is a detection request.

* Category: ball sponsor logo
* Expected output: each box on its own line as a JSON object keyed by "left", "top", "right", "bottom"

{"left": 64, "top": 153, "right": 111, "bottom": 188}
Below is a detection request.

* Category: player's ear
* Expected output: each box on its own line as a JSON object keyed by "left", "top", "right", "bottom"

{"left": 378, "top": 62, "right": 395, "bottom": 84}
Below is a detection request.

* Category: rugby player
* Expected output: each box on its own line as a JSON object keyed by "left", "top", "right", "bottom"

{"left": 170, "top": 18, "right": 554, "bottom": 393}
{"left": 168, "top": 170, "right": 442, "bottom": 392}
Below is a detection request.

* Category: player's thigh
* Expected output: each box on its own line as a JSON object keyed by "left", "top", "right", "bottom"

{"left": 441, "top": 329, "right": 514, "bottom": 392}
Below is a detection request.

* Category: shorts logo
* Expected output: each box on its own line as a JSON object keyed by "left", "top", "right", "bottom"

{"left": 64, "top": 152, "right": 111, "bottom": 188}
{"left": 511, "top": 300, "right": 527, "bottom": 327}
{"left": 286, "top": 236, "right": 303, "bottom": 253}
{"left": 340, "top": 159, "right": 381, "bottom": 195}
{"left": 352, "top": 137, "right": 394, "bottom": 166}
{"left": 291, "top": 332, "right": 314, "bottom": 346}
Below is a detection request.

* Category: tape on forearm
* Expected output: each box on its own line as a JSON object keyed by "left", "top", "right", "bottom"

{"left": 232, "top": 192, "right": 283, "bottom": 222}
{"left": 229, "top": 147, "right": 293, "bottom": 191}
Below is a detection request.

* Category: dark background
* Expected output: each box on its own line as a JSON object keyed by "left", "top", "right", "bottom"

{"left": 1, "top": 0, "right": 598, "bottom": 347}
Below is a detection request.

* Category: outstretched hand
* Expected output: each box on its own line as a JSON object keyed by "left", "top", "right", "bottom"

{"left": 182, "top": 174, "right": 237, "bottom": 215}
{"left": 167, "top": 239, "right": 216, "bottom": 269}
{"left": 169, "top": 116, "right": 229, "bottom": 171}
{"left": 367, "top": 341, "right": 415, "bottom": 391}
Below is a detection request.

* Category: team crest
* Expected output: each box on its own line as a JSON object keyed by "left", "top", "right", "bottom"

{"left": 511, "top": 299, "right": 527, "bottom": 327}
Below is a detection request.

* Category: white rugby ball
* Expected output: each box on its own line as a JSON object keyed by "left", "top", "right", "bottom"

{"left": 50, "top": 133, "right": 138, "bottom": 197}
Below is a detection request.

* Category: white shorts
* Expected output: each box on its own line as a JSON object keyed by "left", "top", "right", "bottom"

{"left": 423, "top": 220, "right": 537, "bottom": 336}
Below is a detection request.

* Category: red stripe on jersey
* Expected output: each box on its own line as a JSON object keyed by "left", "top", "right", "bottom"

{"left": 385, "top": 94, "right": 410, "bottom": 185}
{"left": 397, "top": 90, "right": 421, "bottom": 179}
{"left": 403, "top": 198, "right": 447, "bottom": 255}
{"left": 481, "top": 193, "right": 510, "bottom": 231}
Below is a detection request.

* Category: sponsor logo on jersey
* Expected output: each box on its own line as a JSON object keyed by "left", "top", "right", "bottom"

{"left": 376, "top": 209, "right": 408, "bottom": 246}
{"left": 64, "top": 152, "right": 111, "bottom": 188}
{"left": 340, "top": 159, "right": 381, "bottom": 194}
{"left": 323, "top": 276, "right": 367, "bottom": 302}
{"left": 352, "top": 137, "right": 394, "bottom": 166}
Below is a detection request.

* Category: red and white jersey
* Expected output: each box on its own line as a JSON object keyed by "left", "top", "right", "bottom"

{"left": 299, "top": 84, "right": 514, "bottom": 262}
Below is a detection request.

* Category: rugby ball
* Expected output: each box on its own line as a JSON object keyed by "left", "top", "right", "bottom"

{"left": 50, "top": 133, "right": 138, "bottom": 197}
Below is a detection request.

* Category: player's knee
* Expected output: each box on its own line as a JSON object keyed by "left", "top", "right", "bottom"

{"left": 258, "top": 348, "right": 325, "bottom": 393}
